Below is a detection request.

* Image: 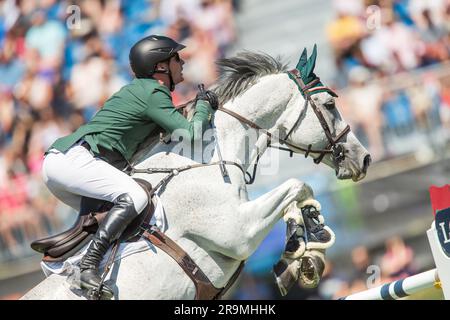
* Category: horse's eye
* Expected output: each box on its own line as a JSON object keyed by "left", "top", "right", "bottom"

{"left": 324, "top": 100, "right": 335, "bottom": 109}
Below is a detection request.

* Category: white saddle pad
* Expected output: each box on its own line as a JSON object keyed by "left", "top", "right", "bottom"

{"left": 41, "top": 195, "right": 168, "bottom": 277}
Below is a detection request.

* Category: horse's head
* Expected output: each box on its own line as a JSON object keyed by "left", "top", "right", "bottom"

{"left": 214, "top": 48, "right": 370, "bottom": 181}
{"left": 281, "top": 45, "right": 371, "bottom": 181}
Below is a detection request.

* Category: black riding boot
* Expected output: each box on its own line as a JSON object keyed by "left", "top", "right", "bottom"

{"left": 79, "top": 193, "right": 138, "bottom": 299}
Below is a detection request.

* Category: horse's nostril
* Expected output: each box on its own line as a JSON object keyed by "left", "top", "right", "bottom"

{"left": 362, "top": 155, "right": 371, "bottom": 173}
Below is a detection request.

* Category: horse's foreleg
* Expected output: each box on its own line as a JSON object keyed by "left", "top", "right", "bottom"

{"left": 229, "top": 178, "right": 315, "bottom": 260}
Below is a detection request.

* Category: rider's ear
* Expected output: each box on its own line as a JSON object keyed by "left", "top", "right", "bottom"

{"left": 155, "top": 62, "right": 168, "bottom": 72}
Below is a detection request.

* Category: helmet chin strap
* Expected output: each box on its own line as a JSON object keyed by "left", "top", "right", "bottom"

{"left": 153, "top": 67, "right": 175, "bottom": 91}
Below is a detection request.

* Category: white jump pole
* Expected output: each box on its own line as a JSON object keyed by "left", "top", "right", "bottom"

{"left": 341, "top": 216, "right": 450, "bottom": 300}
{"left": 427, "top": 221, "right": 450, "bottom": 299}
{"left": 340, "top": 269, "right": 440, "bottom": 300}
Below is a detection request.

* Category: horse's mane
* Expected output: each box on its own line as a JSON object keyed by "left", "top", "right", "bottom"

{"left": 132, "top": 52, "right": 287, "bottom": 164}
{"left": 214, "top": 51, "right": 288, "bottom": 103}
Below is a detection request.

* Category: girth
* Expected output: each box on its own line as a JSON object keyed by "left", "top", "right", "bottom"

{"left": 142, "top": 227, "right": 245, "bottom": 300}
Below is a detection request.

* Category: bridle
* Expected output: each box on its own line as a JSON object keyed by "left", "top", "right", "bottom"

{"left": 173, "top": 68, "right": 351, "bottom": 184}
{"left": 285, "top": 69, "right": 351, "bottom": 164}
{"left": 216, "top": 69, "right": 351, "bottom": 183}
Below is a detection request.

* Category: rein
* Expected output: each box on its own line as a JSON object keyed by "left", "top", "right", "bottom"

{"left": 217, "top": 70, "right": 350, "bottom": 164}
{"left": 161, "top": 69, "right": 352, "bottom": 185}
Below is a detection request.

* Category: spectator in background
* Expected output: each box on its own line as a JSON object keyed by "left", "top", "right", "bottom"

{"left": 158, "top": 0, "right": 201, "bottom": 27}
{"left": 384, "top": 10, "right": 422, "bottom": 72}
{"left": 407, "top": 72, "right": 442, "bottom": 132}
{"left": 333, "top": 0, "right": 365, "bottom": 17}
{"left": 181, "top": 24, "right": 219, "bottom": 86}
{"left": 318, "top": 261, "right": 350, "bottom": 300}
{"left": 350, "top": 245, "right": 373, "bottom": 283}
{"left": 346, "top": 245, "right": 378, "bottom": 295}
{"left": 343, "top": 66, "right": 385, "bottom": 160}
{"left": 0, "top": 30, "right": 26, "bottom": 91}
{"left": 409, "top": 0, "right": 448, "bottom": 29}
{"left": 416, "top": 8, "right": 449, "bottom": 65}
{"left": 0, "top": 89, "right": 15, "bottom": 146}
{"left": 69, "top": 52, "right": 109, "bottom": 120}
{"left": 326, "top": 6, "right": 366, "bottom": 75}
{"left": 380, "top": 236, "right": 415, "bottom": 280}
{"left": 194, "top": 0, "right": 236, "bottom": 58}
{"left": 359, "top": 5, "right": 403, "bottom": 74}
{"left": 440, "top": 74, "right": 450, "bottom": 129}
{"left": 25, "top": 9, "right": 66, "bottom": 72}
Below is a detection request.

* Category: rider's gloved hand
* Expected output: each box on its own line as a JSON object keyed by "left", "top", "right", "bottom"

{"left": 196, "top": 84, "right": 219, "bottom": 110}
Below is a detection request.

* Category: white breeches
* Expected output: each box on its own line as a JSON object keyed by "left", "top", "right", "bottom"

{"left": 42, "top": 144, "right": 148, "bottom": 213}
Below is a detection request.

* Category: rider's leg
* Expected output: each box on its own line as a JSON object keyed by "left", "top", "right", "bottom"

{"left": 79, "top": 193, "right": 138, "bottom": 298}
{"left": 42, "top": 147, "right": 148, "bottom": 213}
{"left": 42, "top": 145, "right": 149, "bottom": 297}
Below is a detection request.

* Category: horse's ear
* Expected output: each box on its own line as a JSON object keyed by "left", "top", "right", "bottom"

{"left": 305, "top": 44, "right": 318, "bottom": 77}
{"left": 296, "top": 48, "right": 308, "bottom": 70}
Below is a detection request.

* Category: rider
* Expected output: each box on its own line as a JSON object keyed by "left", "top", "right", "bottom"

{"left": 42, "top": 35, "right": 219, "bottom": 298}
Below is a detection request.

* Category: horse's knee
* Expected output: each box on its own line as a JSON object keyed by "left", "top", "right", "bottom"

{"left": 127, "top": 186, "right": 149, "bottom": 214}
{"left": 286, "top": 178, "right": 313, "bottom": 200}
{"left": 285, "top": 178, "right": 304, "bottom": 195}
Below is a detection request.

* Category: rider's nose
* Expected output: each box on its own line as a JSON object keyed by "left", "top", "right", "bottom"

{"left": 362, "top": 154, "right": 371, "bottom": 174}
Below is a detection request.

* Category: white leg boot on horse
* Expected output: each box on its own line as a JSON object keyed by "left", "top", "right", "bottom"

{"left": 274, "top": 200, "right": 335, "bottom": 295}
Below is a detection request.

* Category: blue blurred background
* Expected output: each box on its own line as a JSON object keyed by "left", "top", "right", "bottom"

{"left": 0, "top": 0, "right": 449, "bottom": 300}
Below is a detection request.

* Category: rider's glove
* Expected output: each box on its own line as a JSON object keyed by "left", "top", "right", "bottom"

{"left": 196, "top": 84, "right": 219, "bottom": 110}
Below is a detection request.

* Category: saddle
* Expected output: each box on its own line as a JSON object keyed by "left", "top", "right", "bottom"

{"left": 31, "top": 179, "right": 155, "bottom": 262}
{"left": 31, "top": 177, "right": 244, "bottom": 300}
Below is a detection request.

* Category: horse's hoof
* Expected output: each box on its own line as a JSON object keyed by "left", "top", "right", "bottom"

{"left": 298, "top": 254, "right": 325, "bottom": 289}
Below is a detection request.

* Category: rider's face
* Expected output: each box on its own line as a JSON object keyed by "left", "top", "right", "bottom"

{"left": 169, "top": 53, "right": 184, "bottom": 84}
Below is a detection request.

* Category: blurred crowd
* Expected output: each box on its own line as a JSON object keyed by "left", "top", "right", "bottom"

{"left": 0, "top": 0, "right": 238, "bottom": 261}
{"left": 327, "top": 0, "right": 450, "bottom": 81}
{"left": 328, "top": 0, "right": 450, "bottom": 161}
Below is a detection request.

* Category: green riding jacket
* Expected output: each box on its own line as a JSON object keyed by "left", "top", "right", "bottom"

{"left": 48, "top": 78, "right": 214, "bottom": 161}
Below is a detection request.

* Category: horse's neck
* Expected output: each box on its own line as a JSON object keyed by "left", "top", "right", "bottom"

{"left": 212, "top": 111, "right": 264, "bottom": 171}
{"left": 212, "top": 74, "right": 297, "bottom": 170}
{"left": 133, "top": 74, "right": 299, "bottom": 170}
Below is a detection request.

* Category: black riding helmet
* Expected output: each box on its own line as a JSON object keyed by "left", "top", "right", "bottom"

{"left": 129, "top": 35, "right": 185, "bottom": 90}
